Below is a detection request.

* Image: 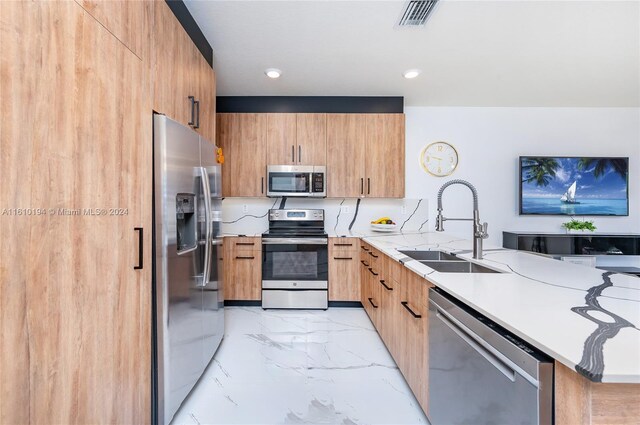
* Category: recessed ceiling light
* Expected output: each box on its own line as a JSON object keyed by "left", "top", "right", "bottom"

{"left": 403, "top": 69, "right": 421, "bottom": 79}
{"left": 265, "top": 68, "right": 282, "bottom": 79}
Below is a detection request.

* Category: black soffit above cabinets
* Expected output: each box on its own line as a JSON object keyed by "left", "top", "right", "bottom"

{"left": 165, "top": 0, "right": 213, "bottom": 68}
{"left": 217, "top": 96, "right": 404, "bottom": 114}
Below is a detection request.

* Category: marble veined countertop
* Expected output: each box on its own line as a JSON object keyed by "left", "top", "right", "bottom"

{"left": 361, "top": 231, "right": 640, "bottom": 384}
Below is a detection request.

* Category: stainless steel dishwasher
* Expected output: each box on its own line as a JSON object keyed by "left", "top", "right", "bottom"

{"left": 428, "top": 288, "right": 553, "bottom": 425}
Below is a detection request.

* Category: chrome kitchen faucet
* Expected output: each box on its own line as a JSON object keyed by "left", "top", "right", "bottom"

{"left": 435, "top": 179, "right": 489, "bottom": 260}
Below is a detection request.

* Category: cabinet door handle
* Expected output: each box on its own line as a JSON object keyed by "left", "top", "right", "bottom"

{"left": 261, "top": 177, "right": 264, "bottom": 194}
{"left": 360, "top": 178, "right": 364, "bottom": 195}
{"left": 291, "top": 145, "right": 295, "bottom": 163}
{"left": 401, "top": 301, "right": 422, "bottom": 318}
{"left": 334, "top": 243, "right": 353, "bottom": 247}
{"left": 298, "top": 145, "right": 301, "bottom": 163}
{"left": 134, "top": 227, "right": 143, "bottom": 270}
{"left": 360, "top": 260, "right": 369, "bottom": 267}
{"left": 368, "top": 267, "right": 378, "bottom": 276}
{"left": 236, "top": 242, "right": 255, "bottom": 246}
{"left": 368, "top": 298, "right": 379, "bottom": 309}
{"left": 333, "top": 256, "right": 353, "bottom": 260}
{"left": 367, "top": 177, "right": 371, "bottom": 195}
{"left": 368, "top": 251, "right": 378, "bottom": 258}
{"left": 194, "top": 100, "right": 200, "bottom": 129}
{"left": 380, "top": 280, "right": 393, "bottom": 291}
{"left": 235, "top": 256, "right": 255, "bottom": 260}
{"left": 188, "top": 96, "right": 195, "bottom": 127}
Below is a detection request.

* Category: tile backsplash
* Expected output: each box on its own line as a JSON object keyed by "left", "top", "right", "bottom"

{"left": 222, "top": 197, "right": 429, "bottom": 236}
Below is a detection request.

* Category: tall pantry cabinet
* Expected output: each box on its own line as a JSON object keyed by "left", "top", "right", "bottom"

{"left": 0, "top": 1, "right": 216, "bottom": 423}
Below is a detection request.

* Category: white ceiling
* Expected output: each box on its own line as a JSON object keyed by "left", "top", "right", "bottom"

{"left": 185, "top": 0, "right": 640, "bottom": 107}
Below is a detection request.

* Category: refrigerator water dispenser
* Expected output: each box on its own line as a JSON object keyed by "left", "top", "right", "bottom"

{"left": 176, "top": 193, "right": 196, "bottom": 252}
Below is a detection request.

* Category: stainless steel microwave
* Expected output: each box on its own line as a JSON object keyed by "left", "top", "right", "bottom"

{"left": 266, "top": 165, "right": 326, "bottom": 198}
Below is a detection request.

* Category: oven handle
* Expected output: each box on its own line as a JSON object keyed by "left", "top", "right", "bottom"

{"left": 262, "top": 238, "right": 328, "bottom": 245}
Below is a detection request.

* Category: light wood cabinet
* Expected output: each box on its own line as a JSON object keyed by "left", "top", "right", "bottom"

{"left": 328, "top": 238, "right": 360, "bottom": 301}
{"left": 0, "top": 1, "right": 151, "bottom": 423}
{"left": 152, "top": 1, "right": 216, "bottom": 139}
{"left": 217, "top": 113, "right": 268, "bottom": 197}
{"left": 224, "top": 237, "right": 262, "bottom": 301}
{"left": 398, "top": 267, "right": 432, "bottom": 414}
{"left": 266, "top": 113, "right": 297, "bottom": 165}
{"left": 76, "top": 0, "right": 150, "bottom": 59}
{"left": 296, "top": 113, "right": 327, "bottom": 165}
{"left": 266, "top": 113, "right": 327, "bottom": 165}
{"left": 358, "top": 240, "right": 431, "bottom": 416}
{"left": 326, "top": 114, "right": 405, "bottom": 198}
{"left": 365, "top": 114, "right": 405, "bottom": 198}
{"left": 326, "top": 114, "right": 367, "bottom": 198}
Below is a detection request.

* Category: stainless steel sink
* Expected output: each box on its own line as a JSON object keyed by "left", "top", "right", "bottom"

{"left": 420, "top": 260, "right": 502, "bottom": 274}
{"left": 399, "top": 250, "right": 462, "bottom": 262}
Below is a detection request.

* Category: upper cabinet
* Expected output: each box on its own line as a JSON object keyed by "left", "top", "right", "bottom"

{"left": 326, "top": 114, "right": 366, "bottom": 198}
{"left": 266, "top": 113, "right": 327, "bottom": 165}
{"left": 218, "top": 112, "right": 403, "bottom": 198}
{"left": 76, "top": 0, "right": 150, "bottom": 60}
{"left": 266, "top": 114, "right": 297, "bottom": 165}
{"left": 152, "top": 2, "right": 216, "bottom": 142}
{"left": 217, "top": 113, "right": 267, "bottom": 197}
{"left": 327, "top": 113, "right": 405, "bottom": 198}
{"left": 296, "top": 114, "right": 327, "bottom": 165}
{"left": 364, "top": 114, "right": 405, "bottom": 198}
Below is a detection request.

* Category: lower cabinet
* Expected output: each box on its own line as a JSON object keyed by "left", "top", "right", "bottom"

{"left": 328, "top": 237, "right": 360, "bottom": 301}
{"left": 359, "top": 240, "right": 432, "bottom": 417}
{"left": 224, "top": 237, "right": 262, "bottom": 301}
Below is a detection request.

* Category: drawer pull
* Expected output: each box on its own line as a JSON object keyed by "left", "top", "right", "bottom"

{"left": 334, "top": 243, "right": 353, "bottom": 247}
{"left": 368, "top": 298, "right": 379, "bottom": 309}
{"left": 236, "top": 242, "right": 255, "bottom": 246}
{"left": 235, "top": 256, "right": 255, "bottom": 260}
{"left": 368, "top": 267, "right": 379, "bottom": 276}
{"left": 368, "top": 251, "right": 379, "bottom": 258}
{"left": 379, "top": 280, "right": 393, "bottom": 291}
{"left": 361, "top": 245, "right": 369, "bottom": 251}
{"left": 360, "top": 260, "right": 369, "bottom": 267}
{"left": 401, "top": 301, "right": 422, "bottom": 318}
{"left": 333, "top": 256, "right": 353, "bottom": 260}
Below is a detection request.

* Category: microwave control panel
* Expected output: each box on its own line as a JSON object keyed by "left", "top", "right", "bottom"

{"left": 312, "top": 173, "right": 325, "bottom": 193}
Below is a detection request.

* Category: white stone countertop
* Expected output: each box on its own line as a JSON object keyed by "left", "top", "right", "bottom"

{"left": 361, "top": 231, "right": 640, "bottom": 384}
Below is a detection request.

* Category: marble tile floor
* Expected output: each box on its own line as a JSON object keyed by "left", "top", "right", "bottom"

{"left": 172, "top": 307, "right": 430, "bottom": 425}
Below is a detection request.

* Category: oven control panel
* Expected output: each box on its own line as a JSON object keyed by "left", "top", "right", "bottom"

{"left": 269, "top": 209, "right": 324, "bottom": 221}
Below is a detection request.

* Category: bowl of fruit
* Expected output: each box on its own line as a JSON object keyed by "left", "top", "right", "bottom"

{"left": 370, "top": 217, "right": 397, "bottom": 232}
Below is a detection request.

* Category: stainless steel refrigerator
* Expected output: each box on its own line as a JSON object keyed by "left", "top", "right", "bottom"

{"left": 153, "top": 114, "right": 224, "bottom": 425}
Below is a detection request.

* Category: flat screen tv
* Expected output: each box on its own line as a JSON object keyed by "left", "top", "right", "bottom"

{"left": 519, "top": 156, "right": 629, "bottom": 216}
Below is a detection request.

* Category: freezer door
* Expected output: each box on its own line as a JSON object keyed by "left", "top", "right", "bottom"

{"left": 154, "top": 115, "right": 206, "bottom": 425}
{"left": 200, "top": 138, "right": 224, "bottom": 369}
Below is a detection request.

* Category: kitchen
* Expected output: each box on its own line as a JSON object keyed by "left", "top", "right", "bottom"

{"left": 1, "top": 1, "right": 639, "bottom": 425}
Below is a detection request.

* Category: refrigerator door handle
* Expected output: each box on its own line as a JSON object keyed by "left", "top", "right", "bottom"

{"left": 200, "top": 166, "right": 212, "bottom": 287}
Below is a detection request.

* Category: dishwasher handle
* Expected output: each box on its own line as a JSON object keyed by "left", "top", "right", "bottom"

{"left": 434, "top": 306, "right": 518, "bottom": 383}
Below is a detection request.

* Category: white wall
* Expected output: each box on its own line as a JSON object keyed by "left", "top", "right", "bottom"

{"left": 404, "top": 107, "right": 640, "bottom": 246}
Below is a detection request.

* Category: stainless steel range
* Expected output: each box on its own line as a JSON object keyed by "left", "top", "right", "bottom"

{"left": 262, "top": 209, "right": 328, "bottom": 309}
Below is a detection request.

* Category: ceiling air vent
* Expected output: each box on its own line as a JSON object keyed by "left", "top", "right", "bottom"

{"left": 397, "top": 0, "right": 439, "bottom": 27}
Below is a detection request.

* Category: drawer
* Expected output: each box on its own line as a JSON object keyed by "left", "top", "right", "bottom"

{"left": 329, "top": 237, "right": 359, "bottom": 252}
{"left": 226, "top": 236, "right": 262, "bottom": 252}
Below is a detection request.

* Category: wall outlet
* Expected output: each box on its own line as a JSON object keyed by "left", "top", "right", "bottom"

{"left": 341, "top": 205, "right": 350, "bottom": 214}
{"left": 242, "top": 204, "right": 249, "bottom": 213}
{"left": 401, "top": 205, "right": 407, "bottom": 215}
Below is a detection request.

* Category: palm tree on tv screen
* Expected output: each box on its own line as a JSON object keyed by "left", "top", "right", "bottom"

{"left": 522, "top": 158, "right": 560, "bottom": 187}
{"left": 578, "top": 158, "right": 628, "bottom": 180}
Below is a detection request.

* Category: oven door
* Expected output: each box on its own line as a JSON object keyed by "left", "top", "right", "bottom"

{"left": 266, "top": 170, "right": 311, "bottom": 197}
{"left": 262, "top": 238, "right": 328, "bottom": 288}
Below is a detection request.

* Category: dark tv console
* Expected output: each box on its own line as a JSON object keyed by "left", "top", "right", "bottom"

{"left": 503, "top": 231, "right": 640, "bottom": 277}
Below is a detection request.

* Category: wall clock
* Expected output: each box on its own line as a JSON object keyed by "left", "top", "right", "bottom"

{"left": 420, "top": 141, "right": 459, "bottom": 177}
